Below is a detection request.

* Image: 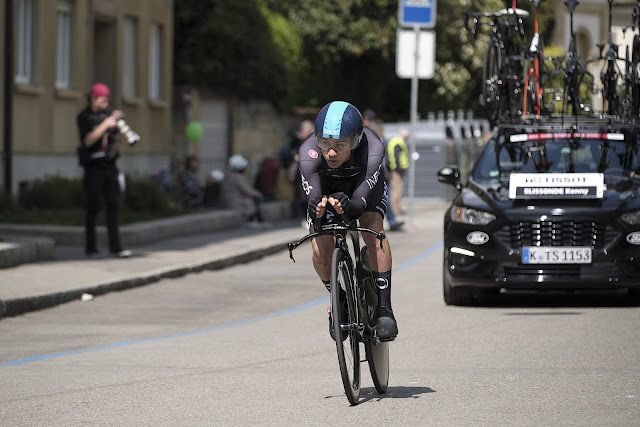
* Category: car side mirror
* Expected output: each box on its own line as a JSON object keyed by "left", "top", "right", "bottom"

{"left": 437, "top": 166, "right": 461, "bottom": 191}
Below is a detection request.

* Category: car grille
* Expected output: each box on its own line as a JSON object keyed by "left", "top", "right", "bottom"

{"left": 503, "top": 264, "right": 581, "bottom": 277}
{"left": 496, "top": 221, "right": 619, "bottom": 249}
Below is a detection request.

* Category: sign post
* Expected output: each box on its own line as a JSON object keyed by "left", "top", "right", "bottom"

{"left": 397, "top": 0, "right": 436, "bottom": 225}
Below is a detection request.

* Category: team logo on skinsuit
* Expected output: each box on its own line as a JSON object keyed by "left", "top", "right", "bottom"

{"left": 300, "top": 172, "right": 312, "bottom": 195}
{"left": 308, "top": 149, "right": 318, "bottom": 158}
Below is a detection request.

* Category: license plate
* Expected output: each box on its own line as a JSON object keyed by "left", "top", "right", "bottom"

{"left": 522, "top": 247, "right": 592, "bottom": 264}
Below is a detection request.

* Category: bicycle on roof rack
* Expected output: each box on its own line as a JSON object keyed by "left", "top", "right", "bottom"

{"left": 287, "top": 216, "right": 390, "bottom": 405}
{"left": 561, "top": 0, "right": 597, "bottom": 118}
{"left": 586, "top": 0, "right": 625, "bottom": 118}
{"left": 522, "top": 0, "right": 565, "bottom": 119}
{"left": 621, "top": 1, "right": 640, "bottom": 119}
{"left": 464, "top": 0, "right": 527, "bottom": 127}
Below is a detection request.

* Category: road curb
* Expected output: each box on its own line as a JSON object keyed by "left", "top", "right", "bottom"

{"left": 0, "top": 238, "right": 293, "bottom": 319}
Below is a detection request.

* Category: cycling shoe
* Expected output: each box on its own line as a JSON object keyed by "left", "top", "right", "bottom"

{"left": 375, "top": 306, "right": 398, "bottom": 341}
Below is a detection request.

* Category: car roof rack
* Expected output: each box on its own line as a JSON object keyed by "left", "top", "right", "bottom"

{"left": 496, "top": 114, "right": 640, "bottom": 133}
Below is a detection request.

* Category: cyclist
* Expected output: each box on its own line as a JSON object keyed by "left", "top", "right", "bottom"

{"left": 298, "top": 101, "right": 398, "bottom": 341}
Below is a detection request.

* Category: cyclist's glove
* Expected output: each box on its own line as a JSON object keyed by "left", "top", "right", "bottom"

{"left": 329, "top": 192, "right": 349, "bottom": 210}
{"left": 344, "top": 196, "right": 366, "bottom": 217}
{"left": 330, "top": 192, "right": 366, "bottom": 217}
{"left": 308, "top": 195, "right": 326, "bottom": 218}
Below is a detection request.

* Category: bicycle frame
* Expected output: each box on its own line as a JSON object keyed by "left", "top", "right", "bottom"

{"left": 288, "top": 219, "right": 389, "bottom": 404}
{"left": 523, "top": 0, "right": 544, "bottom": 119}
{"left": 589, "top": 0, "right": 623, "bottom": 116}
{"left": 562, "top": 0, "right": 596, "bottom": 119}
{"left": 288, "top": 220, "right": 386, "bottom": 341}
{"left": 621, "top": 1, "right": 640, "bottom": 119}
{"left": 465, "top": 0, "right": 526, "bottom": 125}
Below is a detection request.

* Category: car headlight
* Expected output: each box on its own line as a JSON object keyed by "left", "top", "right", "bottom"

{"left": 621, "top": 209, "right": 640, "bottom": 225}
{"left": 451, "top": 205, "right": 496, "bottom": 225}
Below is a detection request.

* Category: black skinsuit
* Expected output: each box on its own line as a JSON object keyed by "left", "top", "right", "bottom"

{"left": 298, "top": 126, "right": 388, "bottom": 230}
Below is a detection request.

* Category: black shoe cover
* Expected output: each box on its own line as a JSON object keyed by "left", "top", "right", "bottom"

{"left": 375, "top": 306, "right": 398, "bottom": 341}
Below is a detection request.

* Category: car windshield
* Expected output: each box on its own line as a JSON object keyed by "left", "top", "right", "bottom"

{"left": 472, "top": 132, "right": 640, "bottom": 183}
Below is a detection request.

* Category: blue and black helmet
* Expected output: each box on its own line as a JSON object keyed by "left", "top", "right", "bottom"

{"left": 314, "top": 101, "right": 364, "bottom": 151}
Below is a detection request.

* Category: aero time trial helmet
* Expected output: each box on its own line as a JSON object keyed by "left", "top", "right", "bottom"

{"left": 314, "top": 101, "right": 364, "bottom": 152}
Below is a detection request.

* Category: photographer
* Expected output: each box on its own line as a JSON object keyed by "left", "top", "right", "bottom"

{"left": 76, "top": 83, "right": 131, "bottom": 258}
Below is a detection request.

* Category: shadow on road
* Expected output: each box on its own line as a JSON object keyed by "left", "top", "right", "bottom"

{"left": 360, "top": 385, "right": 436, "bottom": 402}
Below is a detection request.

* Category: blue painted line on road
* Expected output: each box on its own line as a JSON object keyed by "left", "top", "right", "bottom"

{"left": 1, "top": 241, "right": 443, "bottom": 368}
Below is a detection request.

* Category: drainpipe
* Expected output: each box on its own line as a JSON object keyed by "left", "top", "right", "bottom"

{"left": 3, "top": 0, "right": 14, "bottom": 194}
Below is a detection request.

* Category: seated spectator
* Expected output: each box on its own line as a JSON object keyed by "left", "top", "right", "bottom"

{"left": 254, "top": 156, "right": 280, "bottom": 200}
{"left": 203, "top": 169, "right": 224, "bottom": 208}
{"left": 180, "top": 155, "right": 204, "bottom": 209}
{"left": 220, "top": 154, "right": 266, "bottom": 227}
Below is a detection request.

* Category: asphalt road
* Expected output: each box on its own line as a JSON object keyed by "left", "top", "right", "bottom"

{"left": 1, "top": 206, "right": 639, "bottom": 426}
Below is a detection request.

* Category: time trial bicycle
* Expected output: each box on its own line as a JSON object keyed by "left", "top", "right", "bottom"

{"left": 288, "top": 216, "right": 390, "bottom": 405}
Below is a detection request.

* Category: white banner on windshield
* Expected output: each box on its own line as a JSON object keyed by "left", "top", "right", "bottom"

{"left": 509, "top": 173, "right": 604, "bottom": 199}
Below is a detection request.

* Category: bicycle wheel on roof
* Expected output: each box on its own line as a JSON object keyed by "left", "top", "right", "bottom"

{"left": 631, "top": 35, "right": 640, "bottom": 117}
{"left": 482, "top": 41, "right": 502, "bottom": 127}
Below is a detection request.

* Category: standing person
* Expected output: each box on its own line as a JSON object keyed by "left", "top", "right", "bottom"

{"left": 369, "top": 119, "right": 404, "bottom": 231}
{"left": 220, "top": 154, "right": 266, "bottom": 227}
{"left": 280, "top": 120, "right": 315, "bottom": 220}
{"left": 76, "top": 83, "right": 131, "bottom": 258}
{"left": 299, "top": 101, "right": 398, "bottom": 341}
{"left": 362, "top": 108, "right": 376, "bottom": 128}
{"left": 387, "top": 128, "right": 410, "bottom": 216}
{"left": 180, "top": 155, "right": 204, "bottom": 209}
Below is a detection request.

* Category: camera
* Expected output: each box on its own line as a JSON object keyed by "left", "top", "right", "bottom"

{"left": 116, "top": 117, "right": 140, "bottom": 145}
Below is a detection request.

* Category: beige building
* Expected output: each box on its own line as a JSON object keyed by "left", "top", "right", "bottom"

{"left": 3, "top": 1, "right": 638, "bottom": 196}
{"left": 0, "top": 0, "right": 173, "bottom": 194}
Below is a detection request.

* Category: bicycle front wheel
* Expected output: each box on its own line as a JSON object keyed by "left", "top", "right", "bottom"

{"left": 331, "top": 247, "right": 361, "bottom": 405}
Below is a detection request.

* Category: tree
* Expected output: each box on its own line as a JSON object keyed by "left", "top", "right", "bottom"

{"left": 174, "top": 0, "right": 557, "bottom": 119}
{"left": 173, "top": 0, "right": 301, "bottom": 108}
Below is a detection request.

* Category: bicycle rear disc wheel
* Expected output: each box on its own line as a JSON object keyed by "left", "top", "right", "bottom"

{"left": 359, "top": 245, "right": 389, "bottom": 394}
{"left": 331, "top": 247, "right": 361, "bottom": 405}
{"left": 365, "top": 340, "right": 389, "bottom": 394}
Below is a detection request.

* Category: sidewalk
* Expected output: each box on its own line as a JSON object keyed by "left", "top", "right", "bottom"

{"left": 0, "top": 220, "right": 306, "bottom": 319}
{"left": 0, "top": 201, "right": 450, "bottom": 320}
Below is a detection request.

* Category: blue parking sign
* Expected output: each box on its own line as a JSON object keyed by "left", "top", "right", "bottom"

{"left": 398, "top": 0, "right": 436, "bottom": 28}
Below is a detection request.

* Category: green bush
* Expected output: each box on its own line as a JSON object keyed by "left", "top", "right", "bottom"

{"left": 18, "top": 176, "right": 84, "bottom": 209}
{"left": 0, "top": 190, "right": 18, "bottom": 212}
{"left": 122, "top": 173, "right": 178, "bottom": 213}
{"left": 4, "top": 174, "right": 182, "bottom": 225}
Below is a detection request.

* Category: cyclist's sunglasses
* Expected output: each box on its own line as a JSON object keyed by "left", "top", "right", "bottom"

{"left": 316, "top": 136, "right": 353, "bottom": 153}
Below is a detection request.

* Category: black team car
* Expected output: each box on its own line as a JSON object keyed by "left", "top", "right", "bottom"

{"left": 437, "top": 117, "right": 640, "bottom": 305}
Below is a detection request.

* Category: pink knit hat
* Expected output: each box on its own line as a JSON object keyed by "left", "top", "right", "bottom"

{"left": 88, "top": 83, "right": 110, "bottom": 98}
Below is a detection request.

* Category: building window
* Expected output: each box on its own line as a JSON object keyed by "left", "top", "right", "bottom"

{"left": 56, "top": 1, "right": 72, "bottom": 89}
{"left": 149, "top": 24, "right": 163, "bottom": 101}
{"left": 16, "top": 0, "right": 35, "bottom": 84}
{"left": 123, "top": 16, "right": 138, "bottom": 97}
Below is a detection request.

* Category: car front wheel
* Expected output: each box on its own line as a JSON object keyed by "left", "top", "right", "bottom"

{"left": 443, "top": 260, "right": 475, "bottom": 306}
